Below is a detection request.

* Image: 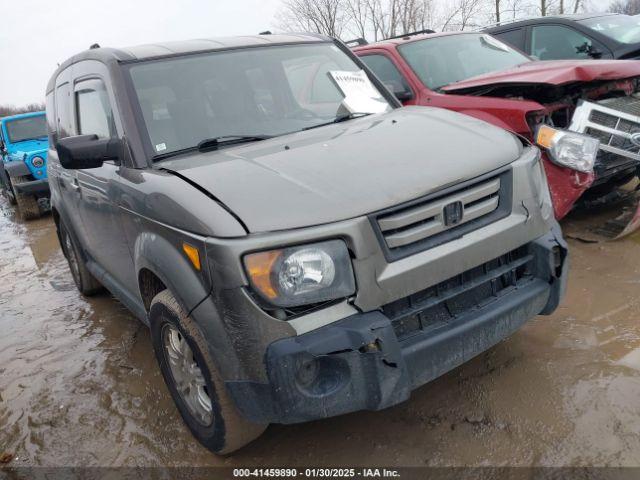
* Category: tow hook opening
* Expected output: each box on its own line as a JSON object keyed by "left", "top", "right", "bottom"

{"left": 552, "top": 245, "right": 564, "bottom": 278}
{"left": 359, "top": 339, "right": 382, "bottom": 353}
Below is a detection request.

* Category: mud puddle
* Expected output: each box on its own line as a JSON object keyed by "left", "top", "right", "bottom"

{"left": 2, "top": 201, "right": 640, "bottom": 467}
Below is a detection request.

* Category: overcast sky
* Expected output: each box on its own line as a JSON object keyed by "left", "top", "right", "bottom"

{"left": 0, "top": 0, "right": 282, "bottom": 106}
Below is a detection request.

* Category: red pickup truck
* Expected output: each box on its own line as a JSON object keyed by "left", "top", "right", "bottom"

{"left": 353, "top": 32, "right": 640, "bottom": 237}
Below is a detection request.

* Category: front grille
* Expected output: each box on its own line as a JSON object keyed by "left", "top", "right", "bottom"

{"left": 370, "top": 169, "right": 512, "bottom": 262}
{"left": 382, "top": 246, "right": 534, "bottom": 341}
{"left": 570, "top": 98, "right": 640, "bottom": 164}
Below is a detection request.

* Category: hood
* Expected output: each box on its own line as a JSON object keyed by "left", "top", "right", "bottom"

{"left": 442, "top": 59, "right": 640, "bottom": 94}
{"left": 6, "top": 138, "right": 48, "bottom": 159}
{"left": 161, "top": 107, "right": 522, "bottom": 233}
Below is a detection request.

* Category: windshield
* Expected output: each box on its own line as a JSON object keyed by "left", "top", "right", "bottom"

{"left": 580, "top": 15, "right": 640, "bottom": 45}
{"left": 398, "top": 34, "right": 530, "bottom": 90}
{"left": 127, "top": 43, "right": 391, "bottom": 157}
{"left": 5, "top": 115, "right": 47, "bottom": 143}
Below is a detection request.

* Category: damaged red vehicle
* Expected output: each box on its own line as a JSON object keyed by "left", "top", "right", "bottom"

{"left": 353, "top": 32, "right": 640, "bottom": 237}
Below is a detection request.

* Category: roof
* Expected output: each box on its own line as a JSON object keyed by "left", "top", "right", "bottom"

{"left": 0, "top": 111, "right": 46, "bottom": 124}
{"left": 118, "top": 33, "right": 329, "bottom": 60}
{"left": 485, "top": 12, "right": 620, "bottom": 31}
{"left": 47, "top": 33, "right": 330, "bottom": 93}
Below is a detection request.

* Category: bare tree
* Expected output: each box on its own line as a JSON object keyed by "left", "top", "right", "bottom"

{"left": 276, "top": 0, "right": 348, "bottom": 37}
{"left": 440, "top": 0, "right": 486, "bottom": 30}
{"left": 345, "top": 0, "right": 370, "bottom": 38}
{"left": 0, "top": 103, "right": 45, "bottom": 118}
{"left": 397, "top": 0, "right": 435, "bottom": 34}
{"left": 500, "top": 0, "right": 531, "bottom": 21}
{"left": 274, "top": 0, "right": 596, "bottom": 41}
{"left": 610, "top": 0, "right": 640, "bottom": 14}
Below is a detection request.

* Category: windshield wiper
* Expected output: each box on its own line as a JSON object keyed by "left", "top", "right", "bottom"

{"left": 302, "top": 112, "right": 373, "bottom": 131}
{"left": 197, "top": 135, "right": 273, "bottom": 152}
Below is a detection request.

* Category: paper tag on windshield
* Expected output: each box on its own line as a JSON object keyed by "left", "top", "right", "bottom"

{"left": 328, "top": 70, "right": 389, "bottom": 115}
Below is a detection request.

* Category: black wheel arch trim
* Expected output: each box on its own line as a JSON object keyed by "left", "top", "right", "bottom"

{"left": 4, "top": 161, "right": 31, "bottom": 177}
{"left": 133, "top": 231, "right": 212, "bottom": 317}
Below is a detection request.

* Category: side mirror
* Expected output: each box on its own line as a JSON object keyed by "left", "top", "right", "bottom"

{"left": 394, "top": 89, "right": 414, "bottom": 102}
{"left": 576, "top": 42, "right": 603, "bottom": 59}
{"left": 56, "top": 135, "right": 121, "bottom": 169}
{"left": 588, "top": 47, "right": 604, "bottom": 59}
{"left": 384, "top": 81, "right": 414, "bottom": 102}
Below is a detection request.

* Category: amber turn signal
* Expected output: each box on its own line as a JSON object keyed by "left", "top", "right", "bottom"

{"left": 182, "top": 242, "right": 201, "bottom": 271}
{"left": 244, "top": 250, "right": 282, "bottom": 299}
{"left": 535, "top": 124, "right": 557, "bottom": 149}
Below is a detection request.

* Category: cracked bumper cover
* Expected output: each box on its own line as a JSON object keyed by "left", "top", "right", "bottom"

{"left": 226, "top": 226, "right": 568, "bottom": 424}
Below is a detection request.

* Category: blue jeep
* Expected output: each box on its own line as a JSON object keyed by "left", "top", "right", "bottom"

{"left": 0, "top": 111, "right": 49, "bottom": 219}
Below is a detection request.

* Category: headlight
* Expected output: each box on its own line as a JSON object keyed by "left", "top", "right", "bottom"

{"left": 244, "top": 239, "right": 356, "bottom": 308}
{"left": 31, "top": 156, "right": 45, "bottom": 168}
{"left": 535, "top": 125, "right": 599, "bottom": 173}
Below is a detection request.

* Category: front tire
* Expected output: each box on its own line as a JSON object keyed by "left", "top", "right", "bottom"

{"left": 10, "top": 175, "right": 39, "bottom": 220}
{"left": 150, "top": 290, "right": 267, "bottom": 454}
{"left": 58, "top": 219, "right": 103, "bottom": 295}
{"left": 2, "top": 174, "right": 17, "bottom": 205}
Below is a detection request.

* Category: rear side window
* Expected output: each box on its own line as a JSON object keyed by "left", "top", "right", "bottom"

{"left": 531, "top": 25, "right": 593, "bottom": 60}
{"left": 492, "top": 29, "right": 525, "bottom": 51}
{"left": 55, "top": 83, "right": 73, "bottom": 139}
{"left": 75, "top": 79, "right": 115, "bottom": 138}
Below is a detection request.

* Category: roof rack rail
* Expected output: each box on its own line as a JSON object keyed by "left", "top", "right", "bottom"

{"left": 385, "top": 29, "right": 435, "bottom": 40}
{"left": 343, "top": 38, "right": 368, "bottom": 47}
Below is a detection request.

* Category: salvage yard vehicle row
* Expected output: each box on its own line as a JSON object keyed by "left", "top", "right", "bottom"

{"left": 353, "top": 31, "right": 640, "bottom": 239}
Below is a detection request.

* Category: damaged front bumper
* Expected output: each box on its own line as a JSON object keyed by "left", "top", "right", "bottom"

{"left": 570, "top": 98, "right": 640, "bottom": 189}
{"left": 226, "top": 225, "right": 567, "bottom": 424}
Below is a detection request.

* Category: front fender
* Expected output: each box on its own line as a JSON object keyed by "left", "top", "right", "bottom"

{"left": 134, "top": 231, "right": 212, "bottom": 315}
{"left": 133, "top": 230, "right": 246, "bottom": 379}
{"left": 4, "top": 161, "right": 31, "bottom": 177}
{"left": 543, "top": 154, "right": 594, "bottom": 219}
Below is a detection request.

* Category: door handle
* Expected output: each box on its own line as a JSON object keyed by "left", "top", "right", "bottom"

{"left": 71, "top": 178, "right": 80, "bottom": 192}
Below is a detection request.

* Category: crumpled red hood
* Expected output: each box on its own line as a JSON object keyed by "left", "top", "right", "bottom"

{"left": 442, "top": 59, "right": 640, "bottom": 92}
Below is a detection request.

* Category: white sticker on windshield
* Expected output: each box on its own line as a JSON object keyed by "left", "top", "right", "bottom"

{"left": 328, "top": 70, "right": 389, "bottom": 115}
{"left": 155, "top": 142, "right": 167, "bottom": 152}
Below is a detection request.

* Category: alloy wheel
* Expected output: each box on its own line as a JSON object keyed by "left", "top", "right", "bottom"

{"left": 162, "top": 324, "right": 213, "bottom": 427}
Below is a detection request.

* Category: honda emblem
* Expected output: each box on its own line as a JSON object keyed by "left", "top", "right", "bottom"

{"left": 443, "top": 201, "right": 464, "bottom": 226}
